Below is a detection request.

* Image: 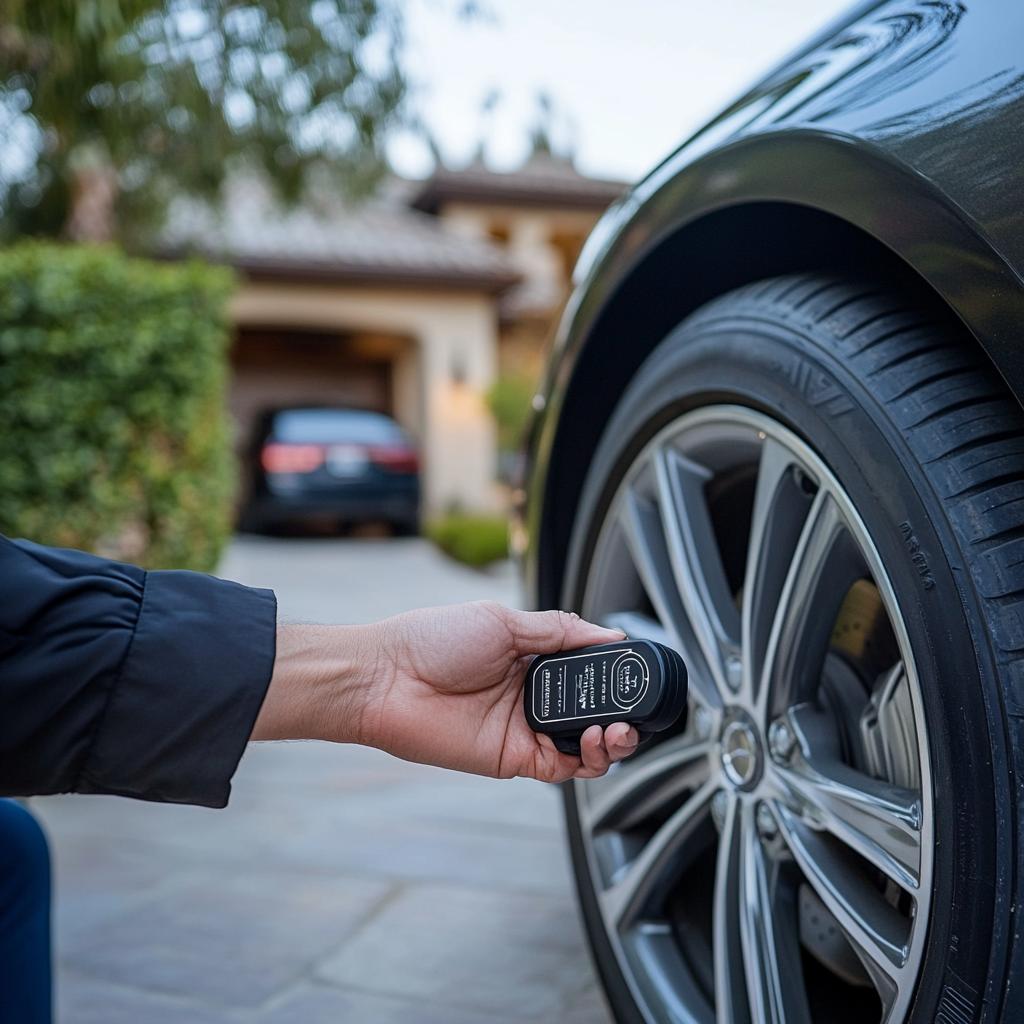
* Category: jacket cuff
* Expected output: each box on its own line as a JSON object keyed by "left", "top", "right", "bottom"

{"left": 76, "top": 570, "right": 277, "bottom": 808}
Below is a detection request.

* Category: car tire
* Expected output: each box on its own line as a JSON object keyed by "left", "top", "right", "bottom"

{"left": 558, "top": 274, "right": 1022, "bottom": 1024}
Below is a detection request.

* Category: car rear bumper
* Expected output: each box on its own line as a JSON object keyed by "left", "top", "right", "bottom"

{"left": 241, "top": 492, "right": 420, "bottom": 529}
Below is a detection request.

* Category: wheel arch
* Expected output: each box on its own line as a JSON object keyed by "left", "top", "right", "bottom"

{"left": 530, "top": 132, "right": 1024, "bottom": 608}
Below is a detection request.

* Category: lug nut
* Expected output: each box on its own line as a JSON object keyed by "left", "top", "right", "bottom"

{"left": 726, "top": 656, "right": 743, "bottom": 689}
{"left": 756, "top": 801, "right": 778, "bottom": 840}
{"left": 768, "top": 718, "right": 796, "bottom": 762}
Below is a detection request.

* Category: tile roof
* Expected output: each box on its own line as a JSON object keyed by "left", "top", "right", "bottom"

{"left": 410, "top": 152, "right": 628, "bottom": 214}
{"left": 162, "top": 178, "right": 519, "bottom": 292}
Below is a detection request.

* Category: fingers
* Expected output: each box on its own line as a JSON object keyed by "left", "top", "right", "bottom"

{"left": 527, "top": 723, "right": 639, "bottom": 783}
{"left": 605, "top": 721, "right": 640, "bottom": 760}
{"left": 503, "top": 606, "right": 625, "bottom": 656}
{"left": 573, "top": 723, "right": 639, "bottom": 779}
{"left": 578, "top": 724, "right": 608, "bottom": 774}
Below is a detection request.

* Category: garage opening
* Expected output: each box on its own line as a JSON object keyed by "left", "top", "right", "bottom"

{"left": 228, "top": 326, "right": 420, "bottom": 510}
{"left": 230, "top": 326, "right": 391, "bottom": 428}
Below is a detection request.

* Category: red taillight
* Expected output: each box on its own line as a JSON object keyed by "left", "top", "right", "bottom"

{"left": 261, "top": 443, "right": 325, "bottom": 473}
{"left": 368, "top": 445, "right": 419, "bottom": 474}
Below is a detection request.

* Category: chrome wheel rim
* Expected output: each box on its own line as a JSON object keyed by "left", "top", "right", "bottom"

{"left": 575, "top": 405, "right": 933, "bottom": 1024}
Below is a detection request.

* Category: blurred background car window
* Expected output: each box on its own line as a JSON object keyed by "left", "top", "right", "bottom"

{"left": 273, "top": 410, "right": 412, "bottom": 446}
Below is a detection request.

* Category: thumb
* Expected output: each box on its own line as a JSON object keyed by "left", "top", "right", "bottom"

{"left": 505, "top": 608, "right": 625, "bottom": 657}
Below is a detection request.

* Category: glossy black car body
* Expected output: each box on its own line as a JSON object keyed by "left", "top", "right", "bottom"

{"left": 528, "top": 0, "right": 1024, "bottom": 603}
{"left": 241, "top": 408, "right": 419, "bottom": 534}
{"left": 524, "top": 3, "right": 1024, "bottom": 1022}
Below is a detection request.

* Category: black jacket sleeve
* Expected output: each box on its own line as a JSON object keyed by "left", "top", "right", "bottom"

{"left": 0, "top": 535, "right": 277, "bottom": 808}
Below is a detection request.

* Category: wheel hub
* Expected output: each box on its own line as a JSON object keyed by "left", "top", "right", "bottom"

{"left": 720, "top": 709, "right": 763, "bottom": 790}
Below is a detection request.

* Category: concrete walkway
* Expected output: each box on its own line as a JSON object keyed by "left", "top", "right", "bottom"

{"left": 30, "top": 537, "right": 613, "bottom": 1024}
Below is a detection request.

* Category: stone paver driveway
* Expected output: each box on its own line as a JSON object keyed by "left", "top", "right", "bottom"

{"left": 30, "top": 537, "right": 614, "bottom": 1024}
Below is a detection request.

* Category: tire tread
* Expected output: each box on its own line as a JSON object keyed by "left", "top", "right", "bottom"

{"left": 698, "top": 275, "right": 1024, "bottom": 657}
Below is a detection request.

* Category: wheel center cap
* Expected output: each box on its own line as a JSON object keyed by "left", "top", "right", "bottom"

{"left": 721, "top": 710, "right": 763, "bottom": 790}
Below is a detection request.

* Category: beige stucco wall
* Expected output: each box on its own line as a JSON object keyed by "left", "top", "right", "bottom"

{"left": 230, "top": 281, "right": 500, "bottom": 516}
{"left": 441, "top": 203, "right": 603, "bottom": 311}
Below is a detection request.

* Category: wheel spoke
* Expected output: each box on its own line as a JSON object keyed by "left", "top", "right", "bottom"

{"left": 761, "top": 491, "right": 865, "bottom": 719}
{"left": 600, "top": 610, "right": 672, "bottom": 648}
{"left": 618, "top": 484, "right": 722, "bottom": 709}
{"left": 774, "top": 705, "right": 922, "bottom": 890}
{"left": 776, "top": 766, "right": 921, "bottom": 893}
{"left": 582, "top": 731, "right": 713, "bottom": 833}
{"left": 714, "top": 791, "right": 750, "bottom": 1024}
{"left": 776, "top": 804, "right": 911, "bottom": 981}
{"left": 600, "top": 777, "right": 718, "bottom": 931}
{"left": 738, "top": 802, "right": 812, "bottom": 1024}
{"left": 655, "top": 446, "right": 741, "bottom": 674}
{"left": 740, "top": 439, "right": 813, "bottom": 707}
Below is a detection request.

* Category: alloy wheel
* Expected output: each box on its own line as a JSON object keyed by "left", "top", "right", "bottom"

{"left": 574, "top": 405, "right": 933, "bottom": 1024}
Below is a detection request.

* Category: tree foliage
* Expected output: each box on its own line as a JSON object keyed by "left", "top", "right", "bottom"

{"left": 0, "top": 0, "right": 405, "bottom": 245}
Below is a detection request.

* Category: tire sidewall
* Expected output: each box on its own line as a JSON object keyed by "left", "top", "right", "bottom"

{"left": 562, "top": 306, "right": 1004, "bottom": 1024}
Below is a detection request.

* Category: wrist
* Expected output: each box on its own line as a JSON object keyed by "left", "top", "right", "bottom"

{"left": 250, "top": 623, "right": 385, "bottom": 743}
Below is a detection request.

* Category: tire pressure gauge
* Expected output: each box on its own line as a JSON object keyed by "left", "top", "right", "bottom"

{"left": 524, "top": 639, "right": 688, "bottom": 755}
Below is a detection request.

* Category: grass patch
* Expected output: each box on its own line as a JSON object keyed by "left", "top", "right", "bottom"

{"left": 427, "top": 513, "right": 509, "bottom": 567}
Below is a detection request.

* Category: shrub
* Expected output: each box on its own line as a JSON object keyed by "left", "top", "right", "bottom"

{"left": 427, "top": 513, "right": 509, "bottom": 567}
{"left": 486, "top": 372, "right": 536, "bottom": 455}
{"left": 0, "top": 242, "right": 236, "bottom": 572}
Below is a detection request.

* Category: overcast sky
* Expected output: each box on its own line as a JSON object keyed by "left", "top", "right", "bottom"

{"left": 387, "top": 0, "right": 855, "bottom": 183}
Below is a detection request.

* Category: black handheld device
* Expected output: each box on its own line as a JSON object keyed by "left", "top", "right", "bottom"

{"left": 524, "top": 639, "right": 688, "bottom": 755}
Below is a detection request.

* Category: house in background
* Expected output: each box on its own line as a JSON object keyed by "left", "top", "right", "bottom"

{"left": 164, "top": 153, "right": 626, "bottom": 518}
{"left": 410, "top": 151, "right": 627, "bottom": 385}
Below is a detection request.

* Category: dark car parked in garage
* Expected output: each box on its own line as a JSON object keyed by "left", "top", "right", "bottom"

{"left": 522, "top": 2, "right": 1024, "bottom": 1022}
{"left": 241, "top": 408, "right": 419, "bottom": 535}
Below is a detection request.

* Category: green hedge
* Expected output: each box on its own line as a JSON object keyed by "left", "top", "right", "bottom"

{"left": 0, "top": 242, "right": 236, "bottom": 572}
{"left": 427, "top": 513, "right": 509, "bottom": 567}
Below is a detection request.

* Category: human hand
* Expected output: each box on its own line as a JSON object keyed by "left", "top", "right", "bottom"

{"left": 251, "top": 601, "right": 640, "bottom": 782}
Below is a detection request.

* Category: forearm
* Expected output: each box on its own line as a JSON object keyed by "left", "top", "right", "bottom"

{"left": 250, "top": 624, "right": 384, "bottom": 744}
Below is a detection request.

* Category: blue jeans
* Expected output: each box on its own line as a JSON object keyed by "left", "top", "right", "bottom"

{"left": 0, "top": 800, "right": 51, "bottom": 1024}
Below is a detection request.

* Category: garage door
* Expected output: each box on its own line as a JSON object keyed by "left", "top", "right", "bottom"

{"left": 229, "top": 328, "right": 393, "bottom": 450}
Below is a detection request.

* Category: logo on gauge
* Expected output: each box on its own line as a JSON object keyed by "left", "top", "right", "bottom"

{"left": 611, "top": 651, "right": 649, "bottom": 710}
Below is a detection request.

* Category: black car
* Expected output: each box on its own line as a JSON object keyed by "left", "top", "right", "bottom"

{"left": 242, "top": 408, "right": 419, "bottom": 534}
{"left": 523, "top": 3, "right": 1024, "bottom": 1022}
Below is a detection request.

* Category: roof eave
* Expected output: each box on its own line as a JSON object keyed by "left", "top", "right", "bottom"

{"left": 410, "top": 180, "right": 627, "bottom": 214}
{"left": 226, "top": 254, "right": 521, "bottom": 295}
